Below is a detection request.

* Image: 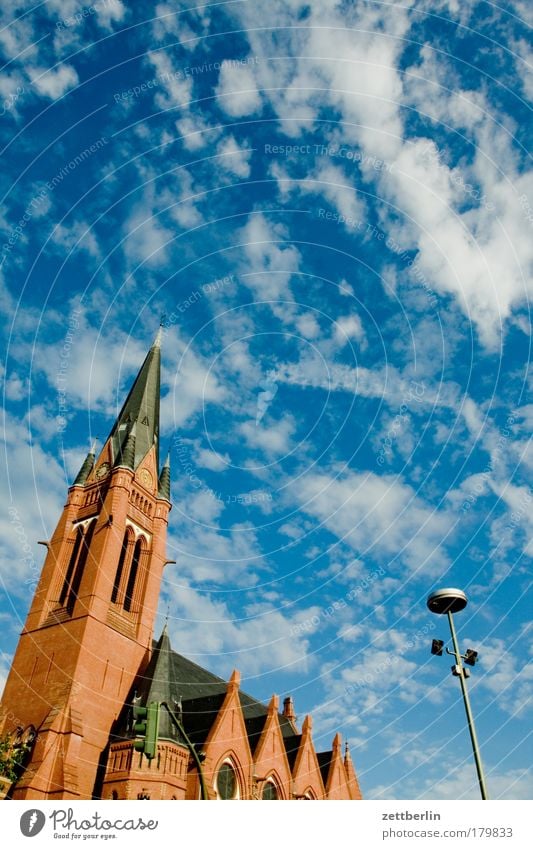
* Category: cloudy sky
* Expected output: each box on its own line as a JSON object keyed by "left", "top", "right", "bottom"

{"left": 0, "top": 1, "right": 531, "bottom": 800}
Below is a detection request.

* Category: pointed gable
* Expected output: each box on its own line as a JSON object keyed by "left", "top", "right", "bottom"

{"left": 291, "top": 715, "right": 326, "bottom": 799}
{"left": 320, "top": 732, "right": 349, "bottom": 799}
{"left": 202, "top": 669, "right": 253, "bottom": 799}
{"left": 344, "top": 742, "right": 363, "bottom": 800}
{"left": 252, "top": 695, "right": 292, "bottom": 799}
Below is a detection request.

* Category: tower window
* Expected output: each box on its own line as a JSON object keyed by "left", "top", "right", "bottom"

{"left": 66, "top": 519, "right": 96, "bottom": 613}
{"left": 59, "top": 526, "right": 84, "bottom": 607}
{"left": 123, "top": 538, "right": 142, "bottom": 612}
{"left": 111, "top": 531, "right": 130, "bottom": 604}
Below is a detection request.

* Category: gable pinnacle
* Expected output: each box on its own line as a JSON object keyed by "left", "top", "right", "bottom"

{"left": 158, "top": 451, "right": 171, "bottom": 501}
{"left": 116, "top": 422, "right": 136, "bottom": 470}
{"left": 72, "top": 441, "right": 97, "bottom": 486}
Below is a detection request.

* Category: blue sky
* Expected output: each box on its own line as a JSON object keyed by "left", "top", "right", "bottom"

{"left": 0, "top": 1, "right": 532, "bottom": 799}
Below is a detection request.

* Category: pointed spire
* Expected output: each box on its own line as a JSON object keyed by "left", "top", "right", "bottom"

{"left": 137, "top": 626, "right": 175, "bottom": 742}
{"left": 343, "top": 741, "right": 363, "bottom": 799}
{"left": 153, "top": 325, "right": 164, "bottom": 348}
{"left": 158, "top": 451, "right": 171, "bottom": 501}
{"left": 107, "top": 332, "right": 161, "bottom": 472}
{"left": 158, "top": 621, "right": 171, "bottom": 652}
{"left": 72, "top": 440, "right": 97, "bottom": 486}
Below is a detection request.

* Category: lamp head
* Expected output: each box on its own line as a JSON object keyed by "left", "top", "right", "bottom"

{"left": 427, "top": 587, "right": 468, "bottom": 615}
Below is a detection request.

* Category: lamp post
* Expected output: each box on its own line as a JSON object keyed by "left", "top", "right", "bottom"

{"left": 427, "top": 587, "right": 488, "bottom": 800}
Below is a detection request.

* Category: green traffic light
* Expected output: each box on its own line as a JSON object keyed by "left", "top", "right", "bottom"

{"left": 132, "top": 701, "right": 159, "bottom": 759}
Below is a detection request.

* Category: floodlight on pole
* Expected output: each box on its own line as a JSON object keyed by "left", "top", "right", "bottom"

{"left": 427, "top": 587, "right": 488, "bottom": 801}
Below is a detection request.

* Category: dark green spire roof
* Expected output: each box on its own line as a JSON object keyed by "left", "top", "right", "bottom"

{"left": 72, "top": 440, "right": 97, "bottom": 486}
{"left": 116, "top": 423, "right": 136, "bottom": 470}
{"left": 158, "top": 452, "right": 171, "bottom": 501}
{"left": 109, "top": 330, "right": 161, "bottom": 472}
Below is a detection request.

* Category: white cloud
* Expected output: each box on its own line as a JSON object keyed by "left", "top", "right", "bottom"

{"left": 123, "top": 199, "right": 173, "bottom": 267}
{"left": 163, "top": 579, "right": 316, "bottom": 678}
{"left": 335, "top": 313, "right": 366, "bottom": 347}
{"left": 145, "top": 50, "right": 192, "bottom": 108}
{"left": 0, "top": 413, "right": 65, "bottom": 597}
{"left": 176, "top": 112, "right": 220, "bottom": 150}
{"left": 95, "top": 0, "right": 127, "bottom": 29}
{"left": 238, "top": 213, "right": 301, "bottom": 302}
{"left": 194, "top": 444, "right": 231, "bottom": 471}
{"left": 422, "top": 763, "right": 533, "bottom": 801}
{"left": 31, "top": 64, "right": 78, "bottom": 99}
{"left": 216, "top": 135, "right": 252, "bottom": 179}
{"left": 163, "top": 334, "right": 226, "bottom": 430}
{"left": 240, "top": 416, "right": 296, "bottom": 458}
{"left": 297, "top": 468, "right": 450, "bottom": 572}
{"left": 215, "top": 60, "right": 262, "bottom": 117}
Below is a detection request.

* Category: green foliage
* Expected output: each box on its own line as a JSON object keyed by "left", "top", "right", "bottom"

{"left": 0, "top": 733, "right": 28, "bottom": 782}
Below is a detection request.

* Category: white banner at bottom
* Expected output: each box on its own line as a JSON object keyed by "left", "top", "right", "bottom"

{"left": 1, "top": 800, "right": 530, "bottom": 848}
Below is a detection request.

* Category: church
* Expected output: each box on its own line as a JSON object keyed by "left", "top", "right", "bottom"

{"left": 0, "top": 331, "right": 362, "bottom": 800}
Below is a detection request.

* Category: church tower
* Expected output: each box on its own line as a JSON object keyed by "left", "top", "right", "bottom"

{"left": 0, "top": 331, "right": 171, "bottom": 799}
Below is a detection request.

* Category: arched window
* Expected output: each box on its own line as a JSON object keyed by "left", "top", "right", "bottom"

{"left": 66, "top": 519, "right": 96, "bottom": 613}
{"left": 261, "top": 779, "right": 279, "bottom": 800}
{"left": 124, "top": 537, "right": 143, "bottom": 612}
{"left": 215, "top": 760, "right": 239, "bottom": 800}
{"left": 111, "top": 531, "right": 130, "bottom": 604}
{"left": 59, "top": 526, "right": 84, "bottom": 607}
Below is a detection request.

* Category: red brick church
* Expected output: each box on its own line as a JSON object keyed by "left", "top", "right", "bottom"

{"left": 0, "top": 331, "right": 362, "bottom": 800}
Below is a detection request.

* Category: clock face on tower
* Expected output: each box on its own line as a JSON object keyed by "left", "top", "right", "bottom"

{"left": 95, "top": 462, "right": 110, "bottom": 479}
{"left": 139, "top": 468, "right": 153, "bottom": 489}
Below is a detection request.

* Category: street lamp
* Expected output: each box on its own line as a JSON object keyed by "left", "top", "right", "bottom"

{"left": 427, "top": 587, "right": 488, "bottom": 800}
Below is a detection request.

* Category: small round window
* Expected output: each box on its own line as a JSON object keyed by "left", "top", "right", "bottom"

{"left": 217, "top": 762, "right": 237, "bottom": 799}
{"left": 262, "top": 780, "right": 278, "bottom": 800}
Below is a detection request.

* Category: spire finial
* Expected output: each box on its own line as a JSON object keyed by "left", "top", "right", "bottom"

{"left": 153, "top": 320, "right": 165, "bottom": 349}
{"left": 89, "top": 437, "right": 98, "bottom": 455}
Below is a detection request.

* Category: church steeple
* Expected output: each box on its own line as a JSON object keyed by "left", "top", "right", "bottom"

{"left": 108, "top": 330, "right": 161, "bottom": 472}
{"left": 0, "top": 330, "right": 172, "bottom": 800}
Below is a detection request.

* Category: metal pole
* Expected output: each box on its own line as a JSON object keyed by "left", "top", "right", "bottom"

{"left": 160, "top": 702, "right": 209, "bottom": 800}
{"left": 447, "top": 611, "right": 489, "bottom": 800}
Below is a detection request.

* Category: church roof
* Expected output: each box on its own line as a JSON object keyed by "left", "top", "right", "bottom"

{"left": 114, "top": 627, "right": 298, "bottom": 750}
{"left": 316, "top": 750, "right": 333, "bottom": 787}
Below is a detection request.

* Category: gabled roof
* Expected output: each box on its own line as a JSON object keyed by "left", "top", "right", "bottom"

{"left": 114, "top": 628, "right": 298, "bottom": 751}
{"left": 283, "top": 734, "right": 302, "bottom": 770}
{"left": 316, "top": 750, "right": 332, "bottom": 788}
